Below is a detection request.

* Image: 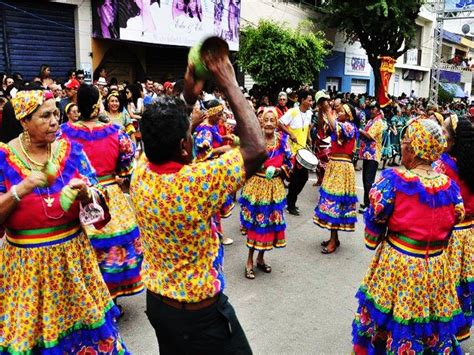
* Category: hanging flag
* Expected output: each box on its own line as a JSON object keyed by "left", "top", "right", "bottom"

{"left": 377, "top": 56, "right": 397, "bottom": 108}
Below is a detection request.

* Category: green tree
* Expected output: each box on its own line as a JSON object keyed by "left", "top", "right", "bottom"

{"left": 237, "top": 20, "right": 330, "bottom": 97}
{"left": 321, "top": 0, "right": 423, "bottom": 97}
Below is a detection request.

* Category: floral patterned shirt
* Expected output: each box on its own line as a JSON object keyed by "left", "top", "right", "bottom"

{"left": 130, "top": 149, "right": 245, "bottom": 302}
{"left": 359, "top": 115, "right": 384, "bottom": 162}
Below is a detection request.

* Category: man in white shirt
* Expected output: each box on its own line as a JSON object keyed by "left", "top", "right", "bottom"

{"left": 279, "top": 90, "right": 313, "bottom": 216}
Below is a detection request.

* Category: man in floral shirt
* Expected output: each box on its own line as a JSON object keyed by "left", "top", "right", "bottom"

{"left": 130, "top": 53, "right": 266, "bottom": 354}
{"left": 358, "top": 101, "right": 384, "bottom": 213}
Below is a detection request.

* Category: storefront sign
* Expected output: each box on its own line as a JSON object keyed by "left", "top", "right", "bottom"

{"left": 344, "top": 52, "right": 371, "bottom": 77}
{"left": 446, "top": 0, "right": 474, "bottom": 10}
{"left": 92, "top": 0, "right": 240, "bottom": 51}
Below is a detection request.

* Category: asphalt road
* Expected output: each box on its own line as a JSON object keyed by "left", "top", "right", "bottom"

{"left": 118, "top": 169, "right": 474, "bottom": 354}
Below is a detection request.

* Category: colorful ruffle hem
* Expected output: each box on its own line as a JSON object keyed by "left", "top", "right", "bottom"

{"left": 0, "top": 231, "right": 128, "bottom": 354}
{"left": 353, "top": 168, "right": 467, "bottom": 354}
{"left": 448, "top": 220, "right": 474, "bottom": 341}
{"left": 353, "top": 240, "right": 465, "bottom": 354}
{"left": 313, "top": 157, "right": 357, "bottom": 231}
{"left": 240, "top": 175, "right": 287, "bottom": 250}
{"left": 84, "top": 181, "right": 144, "bottom": 299}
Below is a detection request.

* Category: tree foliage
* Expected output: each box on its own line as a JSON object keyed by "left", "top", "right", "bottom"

{"left": 321, "top": 0, "right": 423, "bottom": 95}
{"left": 237, "top": 20, "right": 330, "bottom": 92}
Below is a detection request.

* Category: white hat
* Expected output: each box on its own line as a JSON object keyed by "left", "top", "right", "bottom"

{"left": 96, "top": 77, "right": 107, "bottom": 86}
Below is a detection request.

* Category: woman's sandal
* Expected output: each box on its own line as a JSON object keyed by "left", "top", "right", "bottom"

{"left": 321, "top": 246, "right": 337, "bottom": 254}
{"left": 117, "top": 304, "right": 125, "bottom": 319}
{"left": 256, "top": 263, "right": 272, "bottom": 273}
{"left": 320, "top": 240, "right": 341, "bottom": 247}
{"left": 245, "top": 267, "right": 255, "bottom": 279}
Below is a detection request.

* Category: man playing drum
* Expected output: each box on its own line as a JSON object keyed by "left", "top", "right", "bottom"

{"left": 279, "top": 89, "right": 313, "bottom": 216}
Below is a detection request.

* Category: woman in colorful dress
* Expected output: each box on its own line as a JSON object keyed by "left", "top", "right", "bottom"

{"left": 388, "top": 108, "right": 405, "bottom": 166}
{"left": 61, "top": 85, "right": 144, "bottom": 313}
{"left": 0, "top": 90, "right": 127, "bottom": 353}
{"left": 434, "top": 114, "right": 474, "bottom": 342}
{"left": 104, "top": 90, "right": 136, "bottom": 140}
{"left": 353, "top": 118, "right": 467, "bottom": 354}
{"left": 240, "top": 107, "right": 293, "bottom": 279}
{"left": 314, "top": 103, "right": 358, "bottom": 254}
{"left": 194, "top": 99, "right": 235, "bottom": 245}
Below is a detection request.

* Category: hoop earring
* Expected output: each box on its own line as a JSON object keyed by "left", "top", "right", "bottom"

{"left": 23, "top": 130, "right": 31, "bottom": 147}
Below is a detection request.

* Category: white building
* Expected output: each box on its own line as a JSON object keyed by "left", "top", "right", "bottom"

{"left": 388, "top": 6, "right": 436, "bottom": 98}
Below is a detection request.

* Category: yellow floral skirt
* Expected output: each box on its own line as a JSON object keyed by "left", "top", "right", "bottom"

{"left": 0, "top": 232, "right": 127, "bottom": 353}
{"left": 445, "top": 220, "right": 474, "bottom": 341}
{"left": 353, "top": 240, "right": 465, "bottom": 354}
{"left": 313, "top": 157, "right": 357, "bottom": 231}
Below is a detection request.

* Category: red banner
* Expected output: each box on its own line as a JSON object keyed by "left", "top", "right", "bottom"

{"left": 377, "top": 56, "right": 397, "bottom": 108}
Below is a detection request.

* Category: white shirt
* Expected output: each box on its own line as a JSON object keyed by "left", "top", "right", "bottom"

{"left": 279, "top": 107, "right": 312, "bottom": 129}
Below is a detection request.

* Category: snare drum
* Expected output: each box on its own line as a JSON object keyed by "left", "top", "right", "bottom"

{"left": 296, "top": 148, "right": 319, "bottom": 170}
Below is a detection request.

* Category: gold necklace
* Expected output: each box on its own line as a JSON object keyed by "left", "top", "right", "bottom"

{"left": 19, "top": 133, "right": 52, "bottom": 167}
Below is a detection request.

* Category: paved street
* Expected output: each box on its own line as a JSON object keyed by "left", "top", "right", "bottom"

{"left": 118, "top": 169, "right": 474, "bottom": 354}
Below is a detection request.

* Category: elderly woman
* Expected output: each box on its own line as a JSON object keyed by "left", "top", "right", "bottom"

{"left": 240, "top": 107, "right": 293, "bottom": 279}
{"left": 434, "top": 114, "right": 474, "bottom": 341}
{"left": 61, "top": 85, "right": 144, "bottom": 314}
{"left": 314, "top": 103, "right": 359, "bottom": 254}
{"left": 0, "top": 90, "right": 127, "bottom": 353}
{"left": 352, "top": 118, "right": 466, "bottom": 354}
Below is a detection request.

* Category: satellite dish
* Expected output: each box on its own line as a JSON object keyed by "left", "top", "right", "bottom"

{"left": 462, "top": 24, "right": 470, "bottom": 34}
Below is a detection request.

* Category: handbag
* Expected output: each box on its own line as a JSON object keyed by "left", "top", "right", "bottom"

{"left": 79, "top": 189, "right": 105, "bottom": 226}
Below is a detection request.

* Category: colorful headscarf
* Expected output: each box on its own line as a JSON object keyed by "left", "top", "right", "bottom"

{"left": 11, "top": 90, "right": 54, "bottom": 120}
{"left": 342, "top": 104, "right": 354, "bottom": 121}
{"left": 402, "top": 118, "right": 447, "bottom": 162}
{"left": 207, "top": 104, "right": 224, "bottom": 117}
{"left": 262, "top": 106, "right": 278, "bottom": 120}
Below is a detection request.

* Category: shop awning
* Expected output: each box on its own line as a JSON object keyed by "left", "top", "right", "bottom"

{"left": 439, "top": 82, "right": 467, "bottom": 98}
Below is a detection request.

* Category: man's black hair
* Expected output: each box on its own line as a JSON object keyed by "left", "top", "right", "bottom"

{"left": 297, "top": 89, "right": 311, "bottom": 104}
{"left": 141, "top": 96, "right": 190, "bottom": 164}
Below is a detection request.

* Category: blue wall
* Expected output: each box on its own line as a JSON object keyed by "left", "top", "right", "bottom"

{"left": 318, "top": 51, "right": 375, "bottom": 95}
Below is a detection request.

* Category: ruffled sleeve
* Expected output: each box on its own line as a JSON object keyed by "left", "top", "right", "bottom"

{"left": 75, "top": 146, "right": 111, "bottom": 228}
{"left": 193, "top": 127, "right": 214, "bottom": 162}
{"left": 0, "top": 170, "right": 5, "bottom": 193}
{"left": 116, "top": 130, "right": 136, "bottom": 178}
{"left": 453, "top": 184, "right": 465, "bottom": 224}
{"left": 364, "top": 170, "right": 396, "bottom": 250}
{"left": 334, "top": 121, "right": 356, "bottom": 145}
{"left": 76, "top": 148, "right": 99, "bottom": 186}
{"left": 280, "top": 133, "right": 294, "bottom": 178}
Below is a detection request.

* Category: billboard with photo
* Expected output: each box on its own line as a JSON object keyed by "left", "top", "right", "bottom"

{"left": 92, "top": 0, "right": 240, "bottom": 51}
{"left": 445, "top": 0, "right": 474, "bottom": 10}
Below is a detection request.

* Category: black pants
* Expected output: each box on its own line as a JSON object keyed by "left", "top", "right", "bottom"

{"left": 146, "top": 291, "right": 252, "bottom": 355}
{"left": 362, "top": 159, "right": 379, "bottom": 206}
{"left": 287, "top": 166, "right": 309, "bottom": 209}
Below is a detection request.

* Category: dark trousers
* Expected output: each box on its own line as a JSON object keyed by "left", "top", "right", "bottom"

{"left": 362, "top": 159, "right": 379, "bottom": 206}
{"left": 146, "top": 291, "right": 252, "bottom": 355}
{"left": 287, "top": 166, "right": 309, "bottom": 209}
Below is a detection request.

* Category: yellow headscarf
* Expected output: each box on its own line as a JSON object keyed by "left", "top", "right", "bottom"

{"left": 11, "top": 90, "right": 54, "bottom": 120}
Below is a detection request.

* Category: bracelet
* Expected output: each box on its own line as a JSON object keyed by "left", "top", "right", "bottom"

{"left": 11, "top": 185, "right": 21, "bottom": 202}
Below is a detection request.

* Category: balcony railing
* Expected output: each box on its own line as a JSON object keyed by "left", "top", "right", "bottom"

{"left": 439, "top": 62, "right": 473, "bottom": 72}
